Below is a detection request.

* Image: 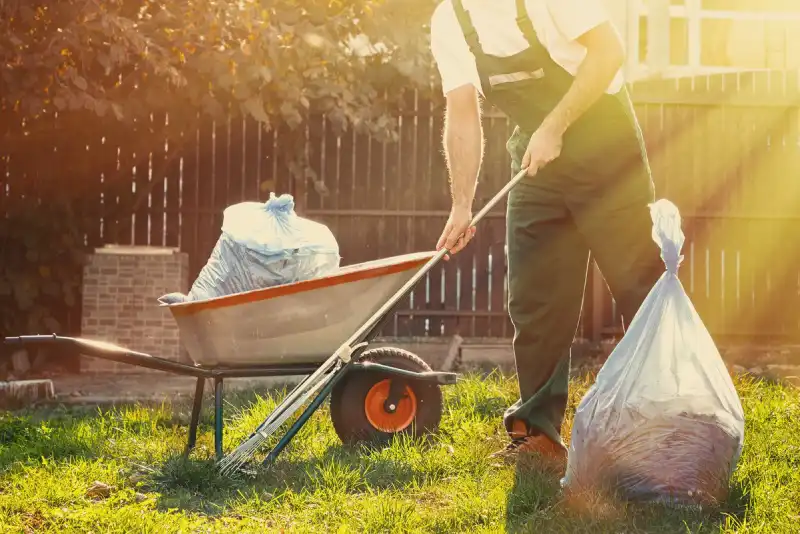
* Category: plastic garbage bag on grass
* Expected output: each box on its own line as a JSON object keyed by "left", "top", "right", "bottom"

{"left": 159, "top": 193, "right": 340, "bottom": 304}
{"left": 562, "top": 199, "right": 745, "bottom": 508}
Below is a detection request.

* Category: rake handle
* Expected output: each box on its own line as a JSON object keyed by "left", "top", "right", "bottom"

{"left": 344, "top": 166, "right": 530, "bottom": 346}
{"left": 218, "top": 167, "right": 530, "bottom": 468}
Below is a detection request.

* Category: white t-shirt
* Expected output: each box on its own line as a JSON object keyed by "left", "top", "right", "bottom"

{"left": 430, "top": 0, "right": 624, "bottom": 97}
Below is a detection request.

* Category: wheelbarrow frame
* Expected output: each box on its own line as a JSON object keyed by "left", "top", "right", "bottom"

{"left": 4, "top": 327, "right": 457, "bottom": 463}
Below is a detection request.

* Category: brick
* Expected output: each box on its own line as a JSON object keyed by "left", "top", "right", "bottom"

{"left": 81, "top": 250, "right": 189, "bottom": 374}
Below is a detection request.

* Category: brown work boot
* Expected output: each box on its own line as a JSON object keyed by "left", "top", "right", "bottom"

{"left": 491, "top": 419, "right": 567, "bottom": 468}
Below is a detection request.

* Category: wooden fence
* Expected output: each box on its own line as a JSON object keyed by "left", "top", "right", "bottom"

{"left": 3, "top": 70, "right": 800, "bottom": 342}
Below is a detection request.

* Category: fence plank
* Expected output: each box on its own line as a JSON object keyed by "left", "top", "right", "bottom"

{"left": 98, "top": 127, "right": 118, "bottom": 245}
{"left": 149, "top": 112, "right": 167, "bottom": 247}
{"left": 305, "top": 115, "right": 324, "bottom": 211}
{"left": 407, "top": 95, "right": 429, "bottom": 335}
{"left": 179, "top": 121, "right": 200, "bottom": 264}
{"left": 473, "top": 212, "right": 490, "bottom": 337}
{"left": 193, "top": 119, "right": 216, "bottom": 277}
{"left": 489, "top": 218, "right": 507, "bottom": 337}
{"left": 228, "top": 117, "right": 246, "bottom": 205}
{"left": 114, "top": 124, "right": 136, "bottom": 246}
{"left": 442, "top": 247, "right": 459, "bottom": 336}
{"left": 323, "top": 122, "right": 341, "bottom": 256}
{"left": 164, "top": 124, "right": 182, "bottom": 249}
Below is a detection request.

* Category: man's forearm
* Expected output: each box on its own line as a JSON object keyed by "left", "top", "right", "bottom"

{"left": 444, "top": 103, "right": 483, "bottom": 210}
{"left": 541, "top": 35, "right": 624, "bottom": 135}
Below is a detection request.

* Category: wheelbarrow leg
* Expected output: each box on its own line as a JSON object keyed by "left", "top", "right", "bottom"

{"left": 185, "top": 377, "right": 205, "bottom": 457}
{"left": 214, "top": 377, "right": 224, "bottom": 461}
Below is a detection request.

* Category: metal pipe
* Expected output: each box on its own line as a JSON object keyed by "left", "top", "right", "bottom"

{"left": 185, "top": 377, "right": 206, "bottom": 456}
{"left": 349, "top": 362, "right": 458, "bottom": 385}
{"left": 261, "top": 366, "right": 346, "bottom": 466}
{"left": 214, "top": 378, "right": 224, "bottom": 461}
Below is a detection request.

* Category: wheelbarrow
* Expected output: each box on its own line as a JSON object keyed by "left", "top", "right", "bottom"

{"left": 4, "top": 168, "right": 529, "bottom": 474}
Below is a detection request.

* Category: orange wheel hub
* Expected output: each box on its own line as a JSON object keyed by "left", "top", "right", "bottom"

{"left": 364, "top": 379, "right": 417, "bottom": 433}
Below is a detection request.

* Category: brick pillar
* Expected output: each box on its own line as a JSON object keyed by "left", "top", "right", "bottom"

{"left": 81, "top": 246, "right": 189, "bottom": 373}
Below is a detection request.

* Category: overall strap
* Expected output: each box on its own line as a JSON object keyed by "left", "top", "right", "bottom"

{"left": 515, "top": 0, "right": 539, "bottom": 48}
{"left": 452, "top": 0, "right": 485, "bottom": 58}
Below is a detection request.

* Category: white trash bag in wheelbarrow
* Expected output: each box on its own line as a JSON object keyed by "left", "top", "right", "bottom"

{"left": 562, "top": 199, "right": 745, "bottom": 508}
{"left": 159, "top": 193, "right": 340, "bottom": 304}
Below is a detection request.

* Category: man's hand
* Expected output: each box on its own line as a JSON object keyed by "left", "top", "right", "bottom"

{"left": 436, "top": 205, "right": 476, "bottom": 260}
{"left": 520, "top": 21, "right": 623, "bottom": 179}
{"left": 521, "top": 124, "right": 564, "bottom": 177}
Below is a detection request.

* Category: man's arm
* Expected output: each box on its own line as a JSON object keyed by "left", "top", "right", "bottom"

{"left": 436, "top": 83, "right": 483, "bottom": 255}
{"left": 444, "top": 84, "right": 484, "bottom": 210}
{"left": 540, "top": 22, "right": 625, "bottom": 136}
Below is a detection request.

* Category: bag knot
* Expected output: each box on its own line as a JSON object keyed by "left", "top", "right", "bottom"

{"left": 264, "top": 193, "right": 295, "bottom": 216}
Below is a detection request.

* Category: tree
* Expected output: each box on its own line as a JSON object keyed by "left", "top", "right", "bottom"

{"left": 0, "top": 0, "right": 440, "bottom": 198}
{"left": 0, "top": 0, "right": 441, "bottom": 337}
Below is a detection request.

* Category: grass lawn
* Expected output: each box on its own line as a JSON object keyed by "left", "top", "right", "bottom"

{"left": 0, "top": 371, "right": 797, "bottom": 533}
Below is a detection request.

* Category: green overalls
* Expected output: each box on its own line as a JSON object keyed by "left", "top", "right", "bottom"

{"left": 452, "top": 0, "right": 663, "bottom": 450}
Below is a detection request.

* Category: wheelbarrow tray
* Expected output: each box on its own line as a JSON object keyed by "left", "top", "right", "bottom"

{"left": 165, "top": 251, "right": 436, "bottom": 367}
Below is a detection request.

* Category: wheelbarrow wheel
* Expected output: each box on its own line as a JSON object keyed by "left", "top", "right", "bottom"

{"left": 330, "top": 347, "right": 443, "bottom": 446}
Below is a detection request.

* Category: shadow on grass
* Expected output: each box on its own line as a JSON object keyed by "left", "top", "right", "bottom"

{"left": 0, "top": 394, "right": 216, "bottom": 472}
{"left": 0, "top": 380, "right": 302, "bottom": 485}
{"left": 502, "top": 457, "right": 750, "bottom": 534}
{"left": 0, "top": 410, "right": 99, "bottom": 469}
{"left": 146, "top": 434, "right": 452, "bottom": 516}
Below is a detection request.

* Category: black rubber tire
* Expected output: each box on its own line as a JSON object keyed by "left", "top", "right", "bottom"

{"left": 330, "top": 347, "right": 444, "bottom": 446}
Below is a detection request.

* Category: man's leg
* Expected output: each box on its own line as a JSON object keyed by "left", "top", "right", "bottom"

{"left": 566, "top": 156, "right": 662, "bottom": 331}
{"left": 498, "top": 129, "right": 590, "bottom": 457}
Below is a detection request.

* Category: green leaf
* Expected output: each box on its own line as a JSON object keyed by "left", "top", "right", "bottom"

{"left": 243, "top": 97, "right": 270, "bottom": 124}
{"left": 13, "top": 281, "right": 37, "bottom": 311}
{"left": 43, "top": 316, "right": 61, "bottom": 333}
{"left": 112, "top": 103, "right": 124, "bottom": 121}
{"left": 63, "top": 287, "right": 76, "bottom": 308}
{"left": 42, "top": 281, "right": 60, "bottom": 297}
{"left": 94, "top": 100, "right": 109, "bottom": 117}
{"left": 73, "top": 75, "right": 88, "bottom": 91}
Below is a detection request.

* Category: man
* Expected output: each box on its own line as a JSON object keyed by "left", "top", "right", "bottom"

{"left": 430, "top": 0, "right": 663, "bottom": 464}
